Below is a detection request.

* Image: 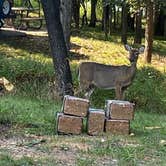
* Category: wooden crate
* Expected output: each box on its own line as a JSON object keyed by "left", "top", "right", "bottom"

{"left": 87, "top": 108, "right": 105, "bottom": 136}
{"left": 105, "top": 100, "right": 134, "bottom": 120}
{"left": 62, "top": 95, "right": 89, "bottom": 117}
{"left": 105, "top": 119, "right": 130, "bottom": 135}
{"left": 57, "top": 113, "right": 83, "bottom": 135}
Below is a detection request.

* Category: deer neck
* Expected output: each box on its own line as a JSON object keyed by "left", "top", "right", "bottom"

{"left": 129, "top": 62, "right": 137, "bottom": 79}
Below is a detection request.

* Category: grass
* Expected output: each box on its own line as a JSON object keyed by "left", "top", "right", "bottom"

{"left": 0, "top": 26, "right": 166, "bottom": 165}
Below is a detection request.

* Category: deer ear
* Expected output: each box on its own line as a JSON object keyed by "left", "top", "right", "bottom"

{"left": 139, "top": 47, "right": 145, "bottom": 54}
{"left": 124, "top": 44, "right": 131, "bottom": 51}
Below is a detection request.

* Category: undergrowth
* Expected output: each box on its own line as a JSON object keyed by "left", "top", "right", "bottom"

{"left": 0, "top": 27, "right": 166, "bottom": 165}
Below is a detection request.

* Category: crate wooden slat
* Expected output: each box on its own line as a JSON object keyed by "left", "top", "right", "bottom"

{"left": 62, "top": 95, "right": 89, "bottom": 117}
{"left": 87, "top": 108, "right": 105, "bottom": 136}
{"left": 57, "top": 113, "right": 83, "bottom": 135}
{"left": 105, "top": 119, "right": 130, "bottom": 135}
{"left": 105, "top": 100, "right": 134, "bottom": 120}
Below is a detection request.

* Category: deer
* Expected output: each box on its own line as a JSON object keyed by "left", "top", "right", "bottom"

{"left": 78, "top": 45, "right": 144, "bottom": 100}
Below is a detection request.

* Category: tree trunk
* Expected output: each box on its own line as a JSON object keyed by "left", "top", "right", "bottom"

{"left": 41, "top": 0, "right": 73, "bottom": 99}
{"left": 72, "top": 0, "right": 80, "bottom": 29}
{"left": 103, "top": 5, "right": 109, "bottom": 40}
{"left": 144, "top": 0, "right": 154, "bottom": 63}
{"left": 113, "top": 4, "right": 116, "bottom": 30}
{"left": 164, "top": 16, "right": 166, "bottom": 38}
{"left": 109, "top": 4, "right": 112, "bottom": 35}
{"left": 60, "top": 0, "right": 72, "bottom": 50}
{"left": 116, "top": 7, "right": 120, "bottom": 28}
{"left": 89, "top": 0, "right": 97, "bottom": 27}
{"left": 81, "top": 0, "right": 88, "bottom": 27}
{"left": 121, "top": 0, "right": 127, "bottom": 44}
{"left": 154, "top": 1, "right": 160, "bottom": 36}
{"left": 134, "top": 9, "right": 142, "bottom": 44}
{"left": 127, "top": 12, "right": 134, "bottom": 31}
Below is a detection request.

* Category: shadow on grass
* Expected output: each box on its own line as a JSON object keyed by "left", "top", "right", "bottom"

{"left": 73, "top": 26, "right": 166, "bottom": 57}
{"left": 69, "top": 51, "right": 89, "bottom": 61}
{"left": 0, "top": 34, "right": 51, "bottom": 56}
{"left": 0, "top": 33, "right": 88, "bottom": 61}
{"left": 72, "top": 26, "right": 122, "bottom": 44}
{"left": 153, "top": 39, "right": 166, "bottom": 57}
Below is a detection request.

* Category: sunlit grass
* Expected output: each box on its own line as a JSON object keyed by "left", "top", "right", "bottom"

{"left": 0, "top": 26, "right": 166, "bottom": 165}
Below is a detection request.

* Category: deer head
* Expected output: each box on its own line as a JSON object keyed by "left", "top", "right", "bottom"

{"left": 125, "top": 44, "right": 144, "bottom": 63}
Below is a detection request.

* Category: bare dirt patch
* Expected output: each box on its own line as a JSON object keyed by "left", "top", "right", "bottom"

{"left": 0, "top": 133, "right": 82, "bottom": 165}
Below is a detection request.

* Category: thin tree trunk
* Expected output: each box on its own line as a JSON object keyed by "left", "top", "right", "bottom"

{"left": 127, "top": 12, "right": 134, "bottom": 31}
{"left": 164, "top": 17, "right": 166, "bottom": 38}
{"left": 89, "top": 0, "right": 97, "bottom": 27}
{"left": 72, "top": 0, "right": 80, "bottom": 29}
{"left": 102, "top": 9, "right": 104, "bottom": 31}
{"left": 144, "top": 0, "right": 154, "bottom": 63}
{"left": 116, "top": 7, "right": 120, "bottom": 28}
{"left": 154, "top": 1, "right": 160, "bottom": 35}
{"left": 81, "top": 0, "right": 88, "bottom": 27}
{"left": 121, "top": 0, "right": 127, "bottom": 44}
{"left": 109, "top": 4, "right": 112, "bottom": 35}
{"left": 41, "top": 0, "right": 73, "bottom": 99}
{"left": 60, "top": 0, "right": 72, "bottom": 50}
{"left": 134, "top": 9, "right": 142, "bottom": 44}
{"left": 113, "top": 4, "right": 116, "bottom": 30}
{"left": 103, "top": 5, "right": 109, "bottom": 40}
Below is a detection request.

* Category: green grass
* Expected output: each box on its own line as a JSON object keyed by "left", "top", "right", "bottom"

{"left": 0, "top": 154, "right": 37, "bottom": 166}
{"left": 0, "top": 95, "right": 60, "bottom": 135}
{"left": 0, "top": 27, "right": 166, "bottom": 165}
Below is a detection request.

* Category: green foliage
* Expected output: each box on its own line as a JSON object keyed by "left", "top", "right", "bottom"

{"left": 77, "top": 157, "right": 96, "bottom": 166}
{"left": 0, "top": 96, "right": 60, "bottom": 135}
{"left": 0, "top": 27, "right": 166, "bottom": 165}
{"left": 126, "top": 66, "right": 166, "bottom": 113}
{"left": 103, "top": 0, "right": 122, "bottom": 7}
{"left": 0, "top": 153, "right": 41, "bottom": 166}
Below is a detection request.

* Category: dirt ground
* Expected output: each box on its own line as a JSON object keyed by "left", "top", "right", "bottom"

{"left": 0, "top": 124, "right": 118, "bottom": 165}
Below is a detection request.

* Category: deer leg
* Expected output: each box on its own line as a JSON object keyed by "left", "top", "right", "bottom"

{"left": 75, "top": 82, "right": 88, "bottom": 97}
{"left": 121, "top": 87, "right": 127, "bottom": 100}
{"left": 74, "top": 88, "right": 82, "bottom": 96}
{"left": 84, "top": 85, "right": 94, "bottom": 99}
{"left": 115, "top": 85, "right": 122, "bottom": 100}
{"left": 121, "top": 91, "right": 125, "bottom": 100}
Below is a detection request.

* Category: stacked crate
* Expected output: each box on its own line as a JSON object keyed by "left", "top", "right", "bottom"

{"left": 87, "top": 108, "right": 105, "bottom": 136}
{"left": 57, "top": 96, "right": 134, "bottom": 135}
{"left": 57, "top": 95, "right": 106, "bottom": 135}
{"left": 57, "top": 95, "right": 89, "bottom": 135}
{"left": 105, "top": 100, "right": 134, "bottom": 135}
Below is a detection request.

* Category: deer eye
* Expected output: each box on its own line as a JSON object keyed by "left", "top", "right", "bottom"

{"left": 135, "top": 53, "right": 138, "bottom": 56}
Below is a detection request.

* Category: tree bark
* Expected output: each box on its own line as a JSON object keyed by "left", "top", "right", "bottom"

{"left": 121, "top": 0, "right": 127, "bottom": 44}
{"left": 89, "top": 0, "right": 97, "bottom": 27}
{"left": 60, "top": 0, "right": 72, "bottom": 50}
{"left": 116, "top": 7, "right": 120, "bottom": 28}
{"left": 144, "top": 0, "right": 154, "bottom": 63}
{"left": 164, "top": 16, "right": 166, "bottom": 38}
{"left": 127, "top": 12, "right": 134, "bottom": 31}
{"left": 154, "top": 4, "right": 165, "bottom": 36}
{"left": 103, "top": 5, "right": 109, "bottom": 40}
{"left": 41, "top": 0, "right": 73, "bottom": 99}
{"left": 154, "top": 1, "right": 160, "bottom": 36}
{"left": 72, "top": 0, "right": 80, "bottom": 29}
{"left": 109, "top": 4, "right": 112, "bottom": 35}
{"left": 113, "top": 4, "right": 116, "bottom": 30}
{"left": 81, "top": 0, "right": 88, "bottom": 27}
{"left": 134, "top": 9, "right": 142, "bottom": 44}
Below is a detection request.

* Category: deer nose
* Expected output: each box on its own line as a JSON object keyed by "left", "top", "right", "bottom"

{"left": 129, "top": 57, "right": 135, "bottom": 62}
